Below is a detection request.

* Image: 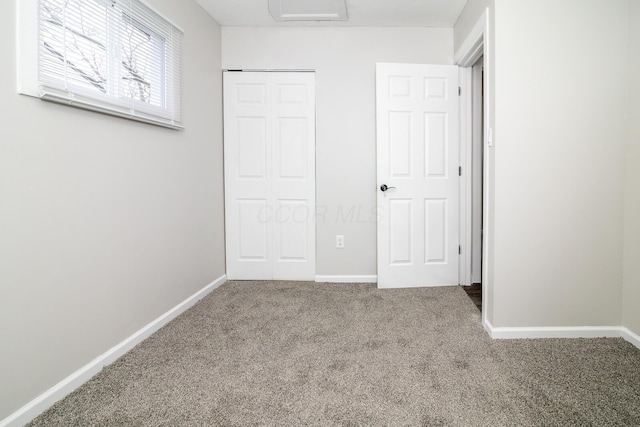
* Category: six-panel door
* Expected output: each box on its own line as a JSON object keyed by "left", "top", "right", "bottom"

{"left": 224, "top": 72, "right": 316, "bottom": 280}
{"left": 376, "top": 63, "right": 459, "bottom": 288}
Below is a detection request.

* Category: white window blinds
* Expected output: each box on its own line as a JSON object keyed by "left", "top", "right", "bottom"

{"left": 36, "top": 0, "right": 183, "bottom": 129}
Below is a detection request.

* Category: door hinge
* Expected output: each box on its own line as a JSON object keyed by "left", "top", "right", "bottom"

{"left": 458, "top": 245, "right": 462, "bottom": 255}
{"left": 458, "top": 86, "right": 461, "bottom": 96}
{"left": 458, "top": 166, "right": 462, "bottom": 176}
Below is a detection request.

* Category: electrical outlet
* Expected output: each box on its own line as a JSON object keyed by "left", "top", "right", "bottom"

{"left": 336, "top": 235, "right": 345, "bottom": 249}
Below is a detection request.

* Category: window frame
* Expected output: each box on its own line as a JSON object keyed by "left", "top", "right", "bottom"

{"left": 17, "top": 0, "right": 184, "bottom": 130}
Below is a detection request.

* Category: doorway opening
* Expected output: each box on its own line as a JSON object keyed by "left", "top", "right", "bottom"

{"left": 455, "top": 7, "right": 491, "bottom": 328}
{"left": 462, "top": 56, "right": 484, "bottom": 311}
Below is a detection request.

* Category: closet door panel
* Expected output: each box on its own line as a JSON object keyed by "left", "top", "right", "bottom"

{"left": 224, "top": 72, "right": 315, "bottom": 281}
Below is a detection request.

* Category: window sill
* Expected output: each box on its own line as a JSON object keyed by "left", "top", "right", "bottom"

{"left": 21, "top": 89, "right": 184, "bottom": 131}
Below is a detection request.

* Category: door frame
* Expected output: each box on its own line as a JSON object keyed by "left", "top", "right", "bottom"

{"left": 470, "top": 57, "right": 484, "bottom": 285}
{"left": 458, "top": 58, "right": 484, "bottom": 286}
{"left": 455, "top": 8, "right": 492, "bottom": 329}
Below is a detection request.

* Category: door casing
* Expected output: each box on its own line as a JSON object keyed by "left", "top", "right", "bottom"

{"left": 455, "top": 8, "right": 492, "bottom": 330}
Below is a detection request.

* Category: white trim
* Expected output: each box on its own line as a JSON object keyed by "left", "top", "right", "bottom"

{"left": 454, "top": 8, "right": 492, "bottom": 329}
{"left": 39, "top": 91, "right": 184, "bottom": 130}
{"left": 484, "top": 320, "right": 640, "bottom": 347}
{"left": 458, "top": 66, "right": 473, "bottom": 286}
{"left": 483, "top": 316, "right": 493, "bottom": 336}
{"left": 621, "top": 327, "right": 640, "bottom": 349}
{"left": 489, "top": 325, "right": 622, "bottom": 340}
{"left": 469, "top": 59, "right": 484, "bottom": 285}
{"left": 16, "top": 0, "right": 39, "bottom": 97}
{"left": 454, "top": 9, "right": 487, "bottom": 67}
{"left": 378, "top": 283, "right": 458, "bottom": 289}
{"left": 0, "top": 275, "right": 227, "bottom": 427}
{"left": 480, "top": 8, "right": 492, "bottom": 334}
{"left": 315, "top": 275, "right": 377, "bottom": 283}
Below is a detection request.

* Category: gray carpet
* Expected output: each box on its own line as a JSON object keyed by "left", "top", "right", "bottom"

{"left": 29, "top": 281, "right": 640, "bottom": 426}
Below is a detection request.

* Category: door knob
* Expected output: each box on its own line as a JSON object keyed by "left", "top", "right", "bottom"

{"left": 380, "top": 184, "right": 396, "bottom": 192}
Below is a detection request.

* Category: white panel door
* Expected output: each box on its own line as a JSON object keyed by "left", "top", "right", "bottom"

{"left": 376, "top": 63, "right": 459, "bottom": 288}
{"left": 224, "top": 72, "right": 316, "bottom": 281}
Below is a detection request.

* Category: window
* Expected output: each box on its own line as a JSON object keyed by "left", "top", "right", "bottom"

{"left": 18, "top": 0, "right": 183, "bottom": 129}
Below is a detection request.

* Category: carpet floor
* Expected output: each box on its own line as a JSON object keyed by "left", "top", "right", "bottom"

{"left": 29, "top": 281, "right": 640, "bottom": 426}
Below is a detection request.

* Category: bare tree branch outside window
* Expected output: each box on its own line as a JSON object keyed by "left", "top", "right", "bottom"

{"left": 121, "top": 15, "right": 153, "bottom": 104}
{"left": 41, "top": 0, "right": 108, "bottom": 92}
{"left": 41, "top": 0, "right": 162, "bottom": 106}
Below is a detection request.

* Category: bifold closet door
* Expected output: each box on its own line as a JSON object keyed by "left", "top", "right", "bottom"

{"left": 224, "top": 72, "right": 316, "bottom": 280}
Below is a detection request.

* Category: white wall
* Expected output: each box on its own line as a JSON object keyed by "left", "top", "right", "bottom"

{"left": 222, "top": 27, "right": 453, "bottom": 277}
{"left": 624, "top": 1, "right": 640, "bottom": 336}
{"left": 0, "top": 0, "right": 224, "bottom": 420}
{"left": 492, "top": 0, "right": 627, "bottom": 327}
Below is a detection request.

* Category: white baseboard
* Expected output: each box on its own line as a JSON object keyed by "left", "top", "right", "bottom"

{"left": 488, "top": 325, "right": 622, "bottom": 339}
{"left": 484, "top": 320, "right": 640, "bottom": 349}
{"left": 315, "top": 275, "right": 377, "bottom": 283}
{"left": 482, "top": 317, "right": 493, "bottom": 336}
{"left": 621, "top": 327, "right": 640, "bottom": 349}
{"left": 0, "top": 275, "right": 227, "bottom": 427}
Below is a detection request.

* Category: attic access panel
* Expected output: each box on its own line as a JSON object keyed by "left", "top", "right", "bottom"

{"left": 268, "top": 0, "right": 348, "bottom": 21}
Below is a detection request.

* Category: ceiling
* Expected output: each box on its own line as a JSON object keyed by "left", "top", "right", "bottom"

{"left": 195, "top": 0, "right": 469, "bottom": 27}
